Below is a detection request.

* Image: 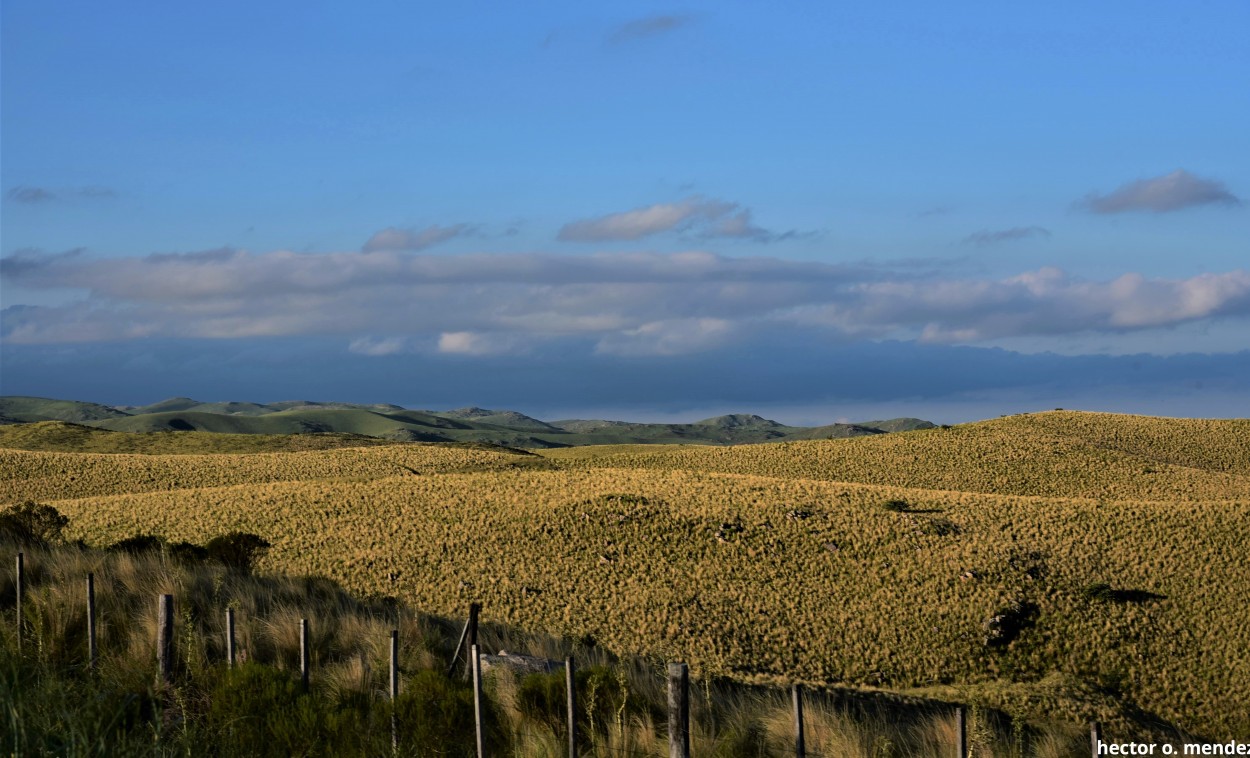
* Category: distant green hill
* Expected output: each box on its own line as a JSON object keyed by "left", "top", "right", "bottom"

{"left": 0, "top": 395, "right": 934, "bottom": 449}
{"left": 0, "top": 396, "right": 132, "bottom": 424}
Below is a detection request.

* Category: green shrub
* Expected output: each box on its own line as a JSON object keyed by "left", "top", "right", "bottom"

{"left": 392, "top": 669, "right": 487, "bottom": 756}
{"left": 205, "top": 663, "right": 374, "bottom": 757}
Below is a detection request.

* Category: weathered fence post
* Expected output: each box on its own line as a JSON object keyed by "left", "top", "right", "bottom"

{"left": 667, "top": 662, "right": 690, "bottom": 758}
{"left": 566, "top": 656, "right": 578, "bottom": 758}
{"left": 792, "top": 684, "right": 806, "bottom": 758}
{"left": 300, "top": 618, "right": 310, "bottom": 691}
{"left": 156, "top": 594, "right": 174, "bottom": 684}
{"left": 1090, "top": 721, "right": 1102, "bottom": 757}
{"left": 390, "top": 629, "right": 399, "bottom": 753}
{"left": 225, "top": 608, "right": 236, "bottom": 668}
{"left": 86, "top": 573, "right": 97, "bottom": 670}
{"left": 15, "top": 553, "right": 23, "bottom": 653}
{"left": 471, "top": 643, "right": 486, "bottom": 758}
{"left": 448, "top": 601, "right": 482, "bottom": 677}
{"left": 956, "top": 706, "right": 967, "bottom": 758}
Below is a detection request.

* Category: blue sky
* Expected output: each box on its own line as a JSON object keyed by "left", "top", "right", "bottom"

{"left": 2, "top": 1, "right": 1248, "bottom": 423}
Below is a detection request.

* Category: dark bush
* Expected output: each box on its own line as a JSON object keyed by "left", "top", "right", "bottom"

{"left": 1082, "top": 582, "right": 1116, "bottom": 602}
{"left": 107, "top": 534, "right": 165, "bottom": 554}
{"left": 983, "top": 599, "right": 1039, "bottom": 648}
{"left": 881, "top": 499, "right": 911, "bottom": 513}
{"left": 204, "top": 532, "right": 271, "bottom": 574}
{"left": 0, "top": 501, "right": 69, "bottom": 547}
{"left": 168, "top": 540, "right": 210, "bottom": 564}
{"left": 1082, "top": 582, "right": 1166, "bottom": 604}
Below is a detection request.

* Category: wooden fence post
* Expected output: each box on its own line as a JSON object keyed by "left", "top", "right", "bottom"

{"left": 956, "top": 706, "right": 967, "bottom": 758}
{"left": 156, "top": 594, "right": 174, "bottom": 684}
{"left": 448, "top": 601, "right": 482, "bottom": 677}
{"left": 15, "top": 553, "right": 23, "bottom": 653}
{"left": 300, "top": 618, "right": 310, "bottom": 691}
{"left": 792, "top": 684, "right": 806, "bottom": 758}
{"left": 667, "top": 662, "right": 690, "bottom": 758}
{"left": 390, "top": 629, "right": 399, "bottom": 753}
{"left": 566, "top": 656, "right": 578, "bottom": 758}
{"left": 225, "top": 608, "right": 236, "bottom": 668}
{"left": 1090, "top": 721, "right": 1102, "bottom": 757}
{"left": 472, "top": 643, "right": 486, "bottom": 758}
{"left": 86, "top": 573, "right": 97, "bottom": 670}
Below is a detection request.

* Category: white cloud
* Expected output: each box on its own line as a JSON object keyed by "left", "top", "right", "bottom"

{"left": 348, "top": 336, "right": 408, "bottom": 356}
{"left": 437, "top": 331, "right": 528, "bottom": 356}
{"left": 362, "top": 224, "right": 471, "bottom": 252}
{"left": 557, "top": 196, "right": 796, "bottom": 242}
{"left": 962, "top": 226, "right": 1051, "bottom": 246}
{"left": 608, "top": 14, "right": 693, "bottom": 43}
{"left": 1080, "top": 169, "right": 1241, "bottom": 214}
{"left": 595, "top": 318, "right": 734, "bottom": 356}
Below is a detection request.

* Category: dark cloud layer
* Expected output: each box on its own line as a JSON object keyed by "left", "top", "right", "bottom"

{"left": 2, "top": 337, "right": 1246, "bottom": 423}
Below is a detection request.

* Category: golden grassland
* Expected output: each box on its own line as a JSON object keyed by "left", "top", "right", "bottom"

{"left": 3, "top": 410, "right": 1248, "bottom": 739}
{"left": 0, "top": 442, "right": 548, "bottom": 502}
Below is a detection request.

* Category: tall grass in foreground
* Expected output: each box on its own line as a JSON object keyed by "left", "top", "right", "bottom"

{"left": 2, "top": 541, "right": 1093, "bottom": 757}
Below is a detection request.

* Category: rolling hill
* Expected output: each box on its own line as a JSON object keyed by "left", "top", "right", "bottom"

{"left": 3, "top": 409, "right": 1247, "bottom": 738}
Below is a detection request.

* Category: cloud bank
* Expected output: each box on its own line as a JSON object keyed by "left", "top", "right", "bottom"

{"left": 1080, "top": 169, "right": 1241, "bottom": 214}
{"left": 4, "top": 249, "right": 1249, "bottom": 357}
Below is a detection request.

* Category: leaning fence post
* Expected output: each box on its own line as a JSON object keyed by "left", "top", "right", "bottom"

{"left": 300, "top": 618, "right": 310, "bottom": 691}
{"left": 956, "top": 706, "right": 967, "bottom": 758}
{"left": 566, "top": 656, "right": 578, "bottom": 758}
{"left": 472, "top": 643, "right": 486, "bottom": 758}
{"left": 1090, "top": 721, "right": 1102, "bottom": 757}
{"left": 15, "top": 553, "right": 23, "bottom": 653}
{"left": 667, "top": 662, "right": 690, "bottom": 758}
{"left": 792, "top": 684, "right": 806, "bottom": 758}
{"left": 448, "top": 602, "right": 482, "bottom": 677}
{"left": 156, "top": 594, "right": 174, "bottom": 684}
{"left": 225, "top": 608, "right": 236, "bottom": 668}
{"left": 87, "top": 573, "right": 97, "bottom": 670}
{"left": 390, "top": 629, "right": 399, "bottom": 753}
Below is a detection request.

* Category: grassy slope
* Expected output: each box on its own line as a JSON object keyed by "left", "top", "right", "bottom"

{"left": 4, "top": 410, "right": 1248, "bottom": 737}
